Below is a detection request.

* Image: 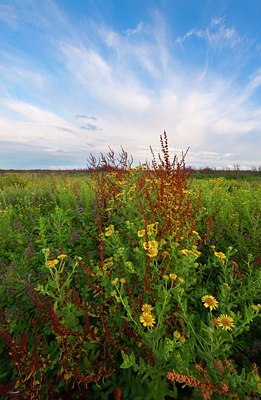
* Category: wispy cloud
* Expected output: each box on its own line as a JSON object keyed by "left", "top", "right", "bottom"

{"left": 175, "top": 16, "right": 241, "bottom": 48}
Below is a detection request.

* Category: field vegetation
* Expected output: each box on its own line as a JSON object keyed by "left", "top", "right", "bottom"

{"left": 0, "top": 133, "right": 260, "bottom": 399}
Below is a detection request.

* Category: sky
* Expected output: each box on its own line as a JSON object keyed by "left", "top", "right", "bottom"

{"left": 0, "top": 0, "right": 260, "bottom": 170}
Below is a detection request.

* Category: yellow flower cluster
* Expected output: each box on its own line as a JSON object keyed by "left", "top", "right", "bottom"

{"left": 179, "top": 246, "right": 201, "bottom": 258}
{"left": 137, "top": 223, "right": 157, "bottom": 238}
{"left": 140, "top": 304, "right": 156, "bottom": 327}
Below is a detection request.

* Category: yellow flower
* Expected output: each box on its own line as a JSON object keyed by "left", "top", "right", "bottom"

{"left": 216, "top": 314, "right": 234, "bottom": 330}
{"left": 161, "top": 251, "right": 170, "bottom": 258}
{"left": 137, "top": 229, "right": 145, "bottom": 237}
{"left": 143, "top": 241, "right": 152, "bottom": 250}
{"left": 45, "top": 259, "right": 59, "bottom": 267}
{"left": 140, "top": 312, "right": 156, "bottom": 327}
{"left": 214, "top": 251, "right": 226, "bottom": 262}
{"left": 146, "top": 223, "right": 156, "bottom": 235}
{"left": 163, "top": 274, "right": 169, "bottom": 280}
{"left": 150, "top": 240, "right": 158, "bottom": 248}
{"left": 192, "top": 230, "right": 201, "bottom": 238}
{"left": 57, "top": 254, "right": 67, "bottom": 260}
{"left": 179, "top": 249, "right": 190, "bottom": 256}
{"left": 169, "top": 274, "right": 177, "bottom": 280}
{"left": 120, "top": 278, "right": 126, "bottom": 284}
{"left": 251, "top": 304, "right": 261, "bottom": 312}
{"left": 105, "top": 225, "right": 114, "bottom": 237}
{"left": 142, "top": 304, "right": 153, "bottom": 313}
{"left": 147, "top": 247, "right": 158, "bottom": 258}
{"left": 111, "top": 278, "right": 119, "bottom": 285}
{"left": 192, "top": 250, "right": 201, "bottom": 258}
{"left": 201, "top": 295, "right": 219, "bottom": 311}
{"left": 174, "top": 330, "right": 181, "bottom": 339}
{"left": 104, "top": 261, "right": 113, "bottom": 269}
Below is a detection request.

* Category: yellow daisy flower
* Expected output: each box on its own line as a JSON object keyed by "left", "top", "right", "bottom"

{"left": 142, "top": 303, "right": 153, "bottom": 313}
{"left": 137, "top": 229, "right": 145, "bottom": 237}
{"left": 140, "top": 312, "right": 156, "bottom": 327}
{"left": 214, "top": 251, "right": 226, "bottom": 262}
{"left": 45, "top": 259, "right": 59, "bottom": 267}
{"left": 169, "top": 274, "right": 177, "bottom": 280}
{"left": 57, "top": 254, "right": 67, "bottom": 260}
{"left": 216, "top": 314, "right": 234, "bottom": 330}
{"left": 147, "top": 247, "right": 158, "bottom": 258}
{"left": 201, "top": 295, "right": 219, "bottom": 311}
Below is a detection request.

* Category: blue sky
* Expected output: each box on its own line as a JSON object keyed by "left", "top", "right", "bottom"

{"left": 0, "top": 0, "right": 260, "bottom": 169}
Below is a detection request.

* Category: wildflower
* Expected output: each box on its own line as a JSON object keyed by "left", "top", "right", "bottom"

{"left": 161, "top": 251, "right": 170, "bottom": 258}
{"left": 150, "top": 240, "right": 158, "bottom": 248}
{"left": 120, "top": 277, "right": 126, "bottom": 284}
{"left": 57, "top": 254, "right": 67, "bottom": 260}
{"left": 111, "top": 278, "right": 119, "bottom": 285}
{"left": 214, "top": 251, "right": 226, "bottom": 262}
{"left": 140, "top": 312, "right": 156, "bottom": 327}
{"left": 147, "top": 247, "right": 158, "bottom": 258}
{"left": 216, "top": 314, "right": 234, "bottom": 330}
{"left": 251, "top": 304, "right": 261, "bottom": 312}
{"left": 104, "top": 261, "right": 113, "bottom": 269}
{"left": 179, "top": 249, "right": 190, "bottom": 256}
{"left": 137, "top": 229, "right": 145, "bottom": 237}
{"left": 174, "top": 330, "right": 181, "bottom": 339}
{"left": 230, "top": 261, "right": 238, "bottom": 268}
{"left": 147, "top": 223, "right": 156, "bottom": 234}
{"left": 192, "top": 230, "right": 201, "bottom": 239}
{"left": 142, "top": 304, "right": 153, "bottom": 313}
{"left": 201, "top": 295, "right": 219, "bottom": 311}
{"left": 105, "top": 225, "right": 114, "bottom": 237}
{"left": 163, "top": 274, "right": 169, "bottom": 280}
{"left": 192, "top": 250, "right": 201, "bottom": 258}
{"left": 124, "top": 261, "right": 134, "bottom": 272}
{"left": 170, "top": 274, "right": 177, "bottom": 280}
{"left": 143, "top": 241, "right": 152, "bottom": 250}
{"left": 42, "top": 248, "right": 50, "bottom": 256}
{"left": 45, "top": 259, "right": 59, "bottom": 267}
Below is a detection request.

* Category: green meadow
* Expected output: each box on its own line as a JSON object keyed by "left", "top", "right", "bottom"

{"left": 0, "top": 138, "right": 260, "bottom": 399}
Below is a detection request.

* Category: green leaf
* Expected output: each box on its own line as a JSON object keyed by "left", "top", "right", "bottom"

{"left": 120, "top": 351, "right": 138, "bottom": 370}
